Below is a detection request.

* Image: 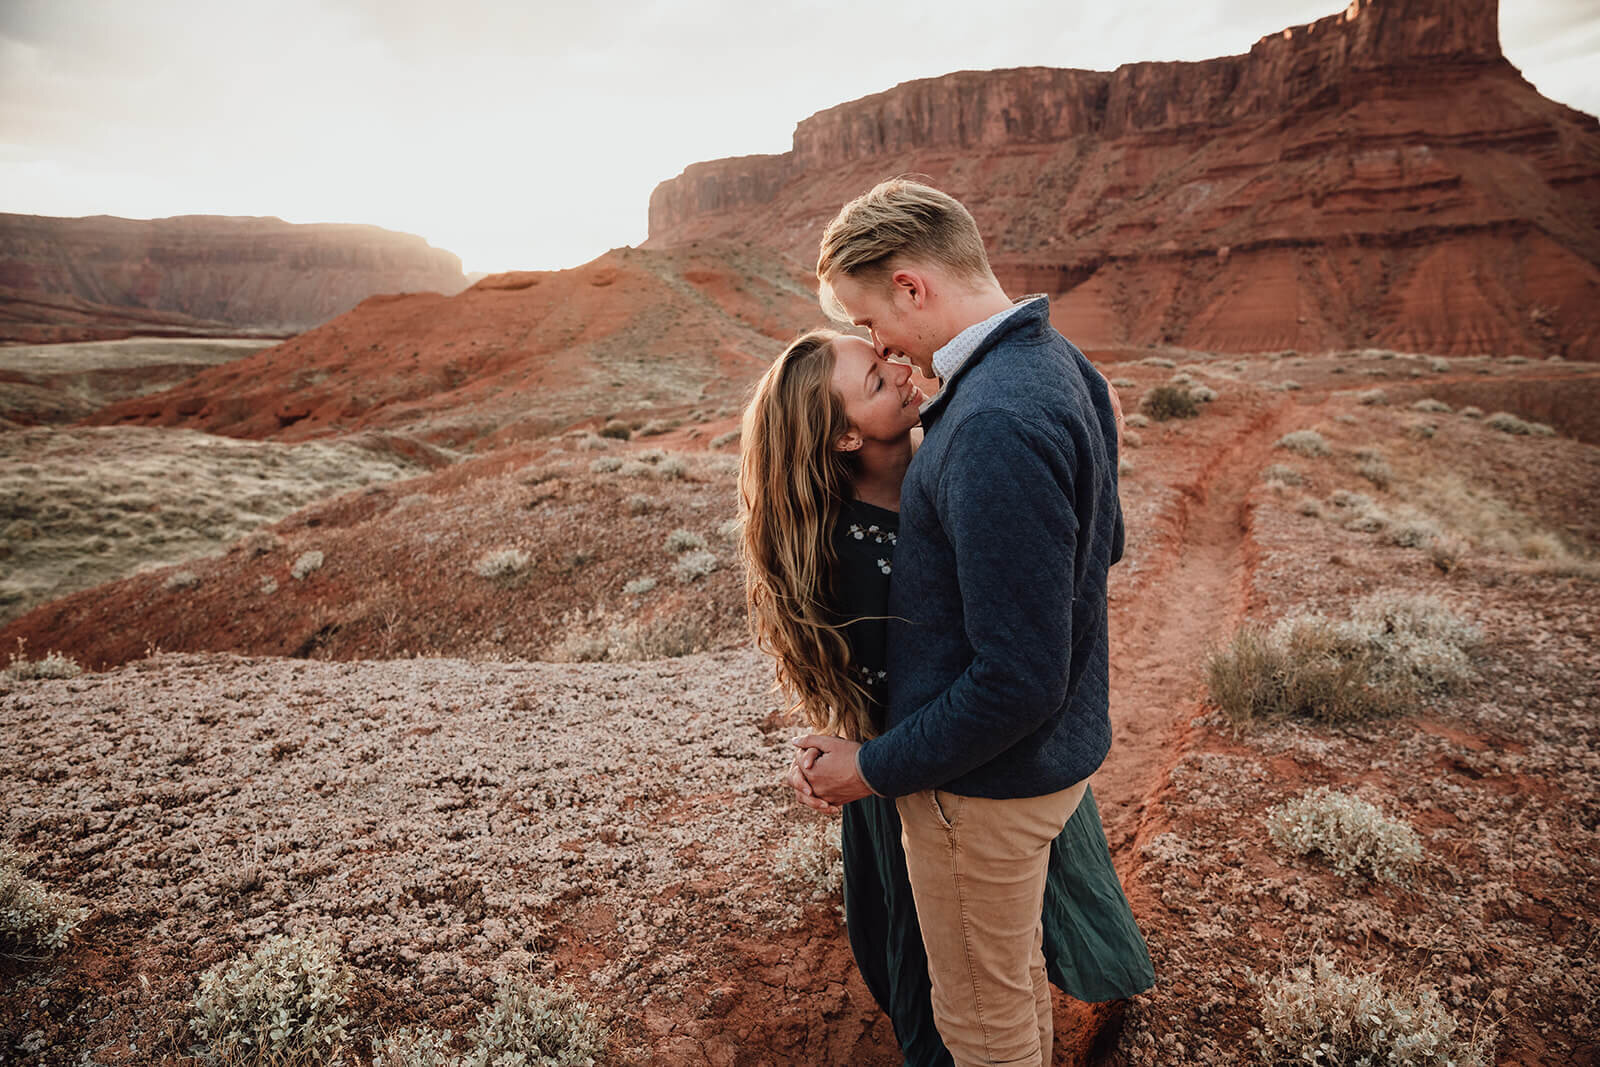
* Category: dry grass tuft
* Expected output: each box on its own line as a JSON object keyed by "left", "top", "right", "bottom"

{"left": 1275, "top": 431, "right": 1329, "bottom": 458}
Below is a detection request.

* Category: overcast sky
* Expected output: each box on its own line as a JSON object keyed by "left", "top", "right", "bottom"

{"left": 2, "top": 1, "right": 1595, "bottom": 273}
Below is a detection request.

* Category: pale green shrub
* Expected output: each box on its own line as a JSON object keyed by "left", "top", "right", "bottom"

{"left": 165, "top": 568, "right": 201, "bottom": 590}
{"left": 1141, "top": 384, "right": 1200, "bottom": 420}
{"left": 673, "top": 550, "right": 718, "bottom": 583}
{"left": 598, "top": 420, "right": 631, "bottom": 440}
{"left": 664, "top": 528, "right": 706, "bottom": 554}
{"left": 709, "top": 430, "right": 740, "bottom": 449}
{"left": 189, "top": 933, "right": 353, "bottom": 1064}
{"left": 622, "top": 577, "right": 657, "bottom": 596}
{"left": 1357, "top": 388, "right": 1388, "bottom": 405}
{"left": 475, "top": 549, "right": 529, "bottom": 579}
{"left": 1458, "top": 405, "right": 1483, "bottom": 419}
{"left": 372, "top": 1026, "right": 461, "bottom": 1067}
{"left": 1412, "top": 398, "right": 1452, "bottom": 413}
{"left": 588, "top": 456, "right": 622, "bottom": 474}
{"left": 1138, "top": 356, "right": 1176, "bottom": 368}
{"left": 1, "top": 846, "right": 86, "bottom": 960}
{"left": 1345, "top": 592, "right": 1480, "bottom": 693}
{"left": 624, "top": 494, "right": 654, "bottom": 515}
{"left": 290, "top": 551, "right": 323, "bottom": 581}
{"left": 1275, "top": 431, "right": 1329, "bottom": 458}
{"left": 1251, "top": 954, "right": 1493, "bottom": 1066}
{"left": 1123, "top": 413, "right": 1150, "bottom": 429}
{"left": 3, "top": 649, "right": 83, "bottom": 682}
{"left": 1485, "top": 411, "right": 1555, "bottom": 436}
{"left": 463, "top": 977, "right": 607, "bottom": 1067}
{"left": 774, "top": 821, "right": 844, "bottom": 902}
{"left": 1262, "top": 464, "right": 1303, "bottom": 487}
{"left": 1266, "top": 788, "right": 1421, "bottom": 883}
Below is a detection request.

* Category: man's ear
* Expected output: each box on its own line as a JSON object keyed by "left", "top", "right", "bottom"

{"left": 889, "top": 268, "right": 928, "bottom": 309}
{"left": 834, "top": 429, "right": 862, "bottom": 453}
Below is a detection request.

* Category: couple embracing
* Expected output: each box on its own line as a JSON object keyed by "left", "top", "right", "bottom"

{"left": 738, "top": 180, "right": 1153, "bottom": 1066}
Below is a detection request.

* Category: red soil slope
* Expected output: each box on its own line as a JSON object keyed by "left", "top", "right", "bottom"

{"left": 84, "top": 243, "right": 821, "bottom": 448}
{"left": 646, "top": 0, "right": 1600, "bottom": 358}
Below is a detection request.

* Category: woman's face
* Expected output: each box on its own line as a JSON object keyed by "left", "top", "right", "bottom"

{"left": 829, "top": 336, "right": 924, "bottom": 450}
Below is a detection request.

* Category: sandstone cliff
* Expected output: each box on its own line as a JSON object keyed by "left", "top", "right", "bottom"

{"left": 0, "top": 213, "right": 469, "bottom": 336}
{"left": 647, "top": 0, "right": 1600, "bottom": 358}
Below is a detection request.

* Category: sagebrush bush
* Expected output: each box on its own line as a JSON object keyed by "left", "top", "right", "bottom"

{"left": 1356, "top": 450, "right": 1392, "bottom": 489}
{"left": 3, "top": 649, "right": 83, "bottom": 682}
{"left": 1412, "top": 398, "right": 1452, "bottom": 413}
{"left": 598, "top": 420, "right": 631, "bottom": 440}
{"left": 189, "top": 933, "right": 353, "bottom": 1064}
{"left": 622, "top": 577, "right": 657, "bottom": 596}
{"left": 372, "top": 1025, "right": 460, "bottom": 1067}
{"left": 1207, "top": 593, "right": 1478, "bottom": 724}
{"left": 1251, "top": 954, "right": 1493, "bottom": 1066}
{"left": 709, "top": 429, "right": 740, "bottom": 449}
{"left": 463, "top": 977, "right": 607, "bottom": 1067}
{"left": 1261, "top": 464, "right": 1303, "bottom": 487}
{"left": 609, "top": 615, "right": 711, "bottom": 660}
{"left": 1189, "top": 384, "right": 1218, "bottom": 403}
{"left": 1138, "top": 356, "right": 1176, "bottom": 368}
{"left": 589, "top": 456, "right": 622, "bottom": 474}
{"left": 663, "top": 528, "right": 706, "bottom": 554}
{"left": 1111, "top": 377, "right": 1137, "bottom": 389}
{"left": 1266, "top": 788, "right": 1422, "bottom": 884}
{"left": 774, "top": 821, "right": 844, "bottom": 902}
{"left": 1140, "top": 384, "right": 1200, "bottom": 421}
{"left": 1275, "top": 430, "right": 1329, "bottom": 457}
{"left": 1357, "top": 388, "right": 1388, "bottom": 406}
{"left": 1, "top": 846, "right": 86, "bottom": 960}
{"left": 1123, "top": 412, "right": 1150, "bottom": 428}
{"left": 624, "top": 494, "right": 654, "bottom": 515}
{"left": 290, "top": 550, "right": 323, "bottom": 581}
{"left": 1485, "top": 411, "right": 1555, "bottom": 437}
{"left": 1458, "top": 405, "right": 1483, "bottom": 419}
{"left": 475, "top": 549, "right": 529, "bottom": 579}
{"left": 165, "top": 568, "right": 201, "bottom": 590}
{"left": 656, "top": 456, "right": 688, "bottom": 481}
{"left": 673, "top": 550, "right": 718, "bottom": 583}
{"left": 1387, "top": 518, "right": 1441, "bottom": 549}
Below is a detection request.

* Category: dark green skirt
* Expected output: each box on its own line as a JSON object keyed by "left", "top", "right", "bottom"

{"left": 841, "top": 785, "right": 1154, "bottom": 1067}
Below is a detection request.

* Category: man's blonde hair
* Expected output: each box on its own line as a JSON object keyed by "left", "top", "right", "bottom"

{"left": 816, "top": 178, "right": 994, "bottom": 319}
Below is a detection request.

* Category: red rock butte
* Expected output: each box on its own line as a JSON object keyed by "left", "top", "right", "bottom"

{"left": 646, "top": 0, "right": 1600, "bottom": 359}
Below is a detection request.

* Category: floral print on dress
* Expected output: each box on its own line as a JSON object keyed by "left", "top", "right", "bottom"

{"left": 855, "top": 663, "right": 888, "bottom": 687}
{"left": 848, "top": 523, "right": 897, "bottom": 546}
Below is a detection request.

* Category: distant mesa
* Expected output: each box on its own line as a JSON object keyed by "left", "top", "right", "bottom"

{"left": 647, "top": 0, "right": 1600, "bottom": 359}
{"left": 0, "top": 213, "right": 469, "bottom": 343}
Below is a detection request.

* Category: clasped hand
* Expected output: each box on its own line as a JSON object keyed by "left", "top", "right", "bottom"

{"left": 786, "top": 734, "right": 871, "bottom": 813}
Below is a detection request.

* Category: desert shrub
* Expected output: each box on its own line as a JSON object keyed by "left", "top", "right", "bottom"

{"left": 1356, "top": 388, "right": 1388, "bottom": 405}
{"left": 1412, "top": 398, "right": 1452, "bottom": 413}
{"left": 3, "top": 649, "right": 83, "bottom": 682}
{"left": 1189, "top": 384, "right": 1218, "bottom": 403}
{"left": 589, "top": 456, "right": 622, "bottom": 474}
{"left": 1207, "top": 593, "right": 1478, "bottom": 724}
{"left": 617, "top": 461, "right": 651, "bottom": 478}
{"left": 1519, "top": 532, "right": 1565, "bottom": 560}
{"left": 1138, "top": 356, "right": 1176, "bottom": 368}
{"left": 1121, "top": 429, "right": 1143, "bottom": 449}
{"left": 774, "top": 821, "right": 844, "bottom": 902}
{"left": 1428, "top": 357, "right": 1451, "bottom": 372}
{"left": 372, "top": 1026, "right": 460, "bottom": 1067}
{"left": 164, "top": 569, "right": 201, "bottom": 590}
{"left": 574, "top": 433, "right": 608, "bottom": 451}
{"left": 290, "top": 550, "right": 324, "bottom": 581}
{"left": 656, "top": 456, "right": 688, "bottom": 481}
{"left": 463, "top": 977, "right": 607, "bottom": 1067}
{"left": 1141, "top": 384, "right": 1200, "bottom": 421}
{"left": 1386, "top": 519, "right": 1441, "bottom": 549}
{"left": 1275, "top": 431, "right": 1329, "bottom": 458}
{"left": 260, "top": 577, "right": 279, "bottom": 596}
{"left": 673, "top": 549, "right": 719, "bottom": 583}
{"left": 545, "top": 632, "right": 610, "bottom": 664}
{"left": 1427, "top": 532, "right": 1469, "bottom": 573}
{"left": 241, "top": 530, "right": 284, "bottom": 557}
{"left": 622, "top": 577, "right": 657, "bottom": 596}
{"left": 1343, "top": 508, "right": 1389, "bottom": 533}
{"left": 1261, "top": 465, "right": 1302, "bottom": 487}
{"left": 598, "top": 420, "right": 631, "bottom": 440}
{"left": 1505, "top": 354, "right": 1530, "bottom": 364}
{"left": 189, "top": 933, "right": 353, "bottom": 1064}
{"left": 1169, "top": 372, "right": 1196, "bottom": 386}
{"left": 1485, "top": 411, "right": 1554, "bottom": 436}
{"left": 475, "top": 549, "right": 529, "bottom": 579}
{"left": 1278, "top": 379, "right": 1303, "bottom": 391}
{"left": 1118, "top": 457, "right": 1134, "bottom": 477}
{"left": 1458, "top": 406, "right": 1483, "bottom": 419}
{"left": 1111, "top": 378, "right": 1137, "bottom": 389}
{"left": 1, "top": 846, "right": 86, "bottom": 960}
{"left": 1123, "top": 413, "right": 1150, "bottom": 429}
{"left": 717, "top": 517, "right": 742, "bottom": 542}
{"left": 1356, "top": 450, "right": 1393, "bottom": 490}
{"left": 1296, "top": 497, "right": 1322, "bottom": 518}
{"left": 624, "top": 494, "right": 654, "bottom": 515}
{"left": 1266, "top": 788, "right": 1422, "bottom": 884}
{"left": 1405, "top": 422, "right": 1438, "bottom": 441}
{"left": 1328, "top": 489, "right": 1373, "bottom": 511}
{"left": 709, "top": 430, "right": 740, "bottom": 449}
{"left": 1251, "top": 954, "right": 1493, "bottom": 1066}
{"left": 663, "top": 528, "right": 706, "bottom": 554}
{"left": 609, "top": 615, "right": 711, "bottom": 660}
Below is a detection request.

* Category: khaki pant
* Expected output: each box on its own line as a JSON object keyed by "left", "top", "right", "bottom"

{"left": 896, "top": 780, "right": 1088, "bottom": 1067}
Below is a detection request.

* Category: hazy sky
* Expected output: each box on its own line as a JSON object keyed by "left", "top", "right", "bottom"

{"left": 3, "top": 1, "right": 1595, "bottom": 273}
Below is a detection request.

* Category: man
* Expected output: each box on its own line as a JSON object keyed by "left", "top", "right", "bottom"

{"left": 789, "top": 178, "right": 1125, "bottom": 1067}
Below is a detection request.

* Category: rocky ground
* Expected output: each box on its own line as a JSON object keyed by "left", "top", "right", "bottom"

{"left": 2, "top": 347, "right": 1597, "bottom": 1064}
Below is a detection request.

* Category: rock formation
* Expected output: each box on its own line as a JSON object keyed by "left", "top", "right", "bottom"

{"left": 647, "top": 0, "right": 1600, "bottom": 358}
{"left": 0, "top": 213, "right": 469, "bottom": 337}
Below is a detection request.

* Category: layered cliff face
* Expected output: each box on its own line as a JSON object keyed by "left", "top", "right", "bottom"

{"left": 0, "top": 213, "right": 469, "bottom": 337}
{"left": 647, "top": 0, "right": 1600, "bottom": 358}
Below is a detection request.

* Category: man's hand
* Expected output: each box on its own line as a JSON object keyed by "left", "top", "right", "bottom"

{"left": 785, "top": 746, "right": 841, "bottom": 814}
{"left": 789, "top": 734, "right": 872, "bottom": 807}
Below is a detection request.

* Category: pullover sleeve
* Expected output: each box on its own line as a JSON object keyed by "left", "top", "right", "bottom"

{"left": 857, "top": 411, "right": 1080, "bottom": 796}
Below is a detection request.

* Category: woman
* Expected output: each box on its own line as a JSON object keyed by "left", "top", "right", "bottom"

{"left": 738, "top": 329, "right": 1153, "bottom": 1066}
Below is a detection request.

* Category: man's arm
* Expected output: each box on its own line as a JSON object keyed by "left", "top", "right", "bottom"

{"left": 855, "top": 411, "right": 1080, "bottom": 798}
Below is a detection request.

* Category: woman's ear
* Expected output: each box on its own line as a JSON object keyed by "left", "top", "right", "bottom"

{"left": 834, "top": 429, "right": 862, "bottom": 453}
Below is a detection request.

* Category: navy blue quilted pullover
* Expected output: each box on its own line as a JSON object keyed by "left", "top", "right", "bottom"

{"left": 856, "top": 297, "right": 1124, "bottom": 800}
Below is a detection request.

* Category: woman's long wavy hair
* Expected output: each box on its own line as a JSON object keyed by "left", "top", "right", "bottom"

{"left": 739, "top": 329, "right": 877, "bottom": 742}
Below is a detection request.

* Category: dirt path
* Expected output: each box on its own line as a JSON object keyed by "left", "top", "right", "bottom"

{"left": 1097, "top": 401, "right": 1296, "bottom": 855}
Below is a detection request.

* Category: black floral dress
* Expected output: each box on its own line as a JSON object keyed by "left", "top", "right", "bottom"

{"left": 831, "top": 497, "right": 1153, "bottom": 1067}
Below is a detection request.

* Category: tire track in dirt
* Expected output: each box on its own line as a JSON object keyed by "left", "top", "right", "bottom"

{"left": 1097, "top": 399, "right": 1299, "bottom": 856}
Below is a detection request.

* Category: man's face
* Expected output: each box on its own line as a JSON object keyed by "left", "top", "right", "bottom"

{"left": 827, "top": 271, "right": 940, "bottom": 378}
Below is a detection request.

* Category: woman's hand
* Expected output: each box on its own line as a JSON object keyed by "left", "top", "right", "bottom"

{"left": 786, "top": 745, "right": 842, "bottom": 815}
{"left": 789, "top": 735, "right": 873, "bottom": 808}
